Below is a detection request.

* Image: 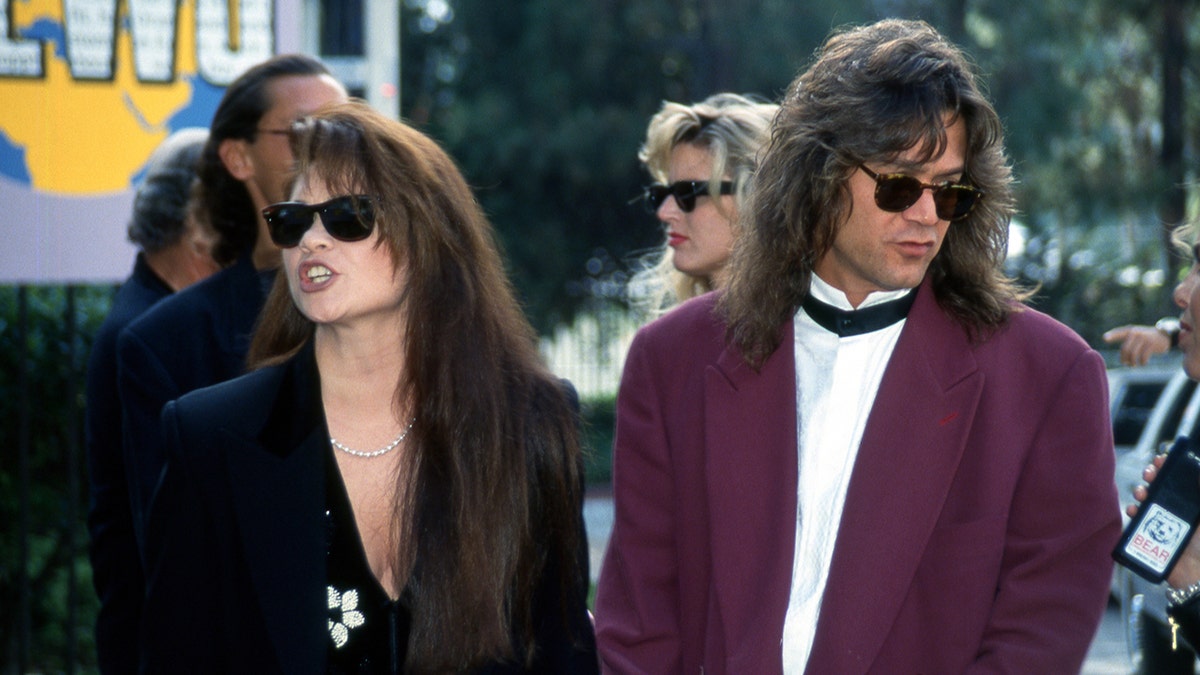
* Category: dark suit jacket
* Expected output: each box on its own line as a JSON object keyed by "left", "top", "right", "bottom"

{"left": 86, "top": 254, "right": 172, "bottom": 674}
{"left": 1170, "top": 598, "right": 1200, "bottom": 653}
{"left": 594, "top": 279, "right": 1121, "bottom": 674}
{"left": 140, "top": 346, "right": 599, "bottom": 674}
{"left": 116, "top": 253, "right": 270, "bottom": 553}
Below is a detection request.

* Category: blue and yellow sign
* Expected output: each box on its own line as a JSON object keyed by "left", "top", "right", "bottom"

{"left": 1, "top": 0, "right": 278, "bottom": 282}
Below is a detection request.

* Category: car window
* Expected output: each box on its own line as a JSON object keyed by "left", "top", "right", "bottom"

{"left": 1113, "top": 381, "right": 1171, "bottom": 445}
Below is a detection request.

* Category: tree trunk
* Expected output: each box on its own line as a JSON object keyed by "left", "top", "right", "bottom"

{"left": 1160, "top": 0, "right": 1186, "bottom": 315}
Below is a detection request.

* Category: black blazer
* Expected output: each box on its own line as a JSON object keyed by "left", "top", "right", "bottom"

{"left": 140, "top": 345, "right": 599, "bottom": 674}
{"left": 116, "top": 253, "right": 271, "bottom": 553}
{"left": 86, "top": 254, "right": 173, "bottom": 674}
{"left": 1169, "top": 599, "right": 1200, "bottom": 653}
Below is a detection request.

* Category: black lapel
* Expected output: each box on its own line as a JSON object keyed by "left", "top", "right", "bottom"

{"left": 226, "top": 343, "right": 328, "bottom": 674}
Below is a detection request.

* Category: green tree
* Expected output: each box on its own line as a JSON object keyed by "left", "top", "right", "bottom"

{"left": 400, "top": 0, "right": 874, "bottom": 331}
{"left": 400, "top": 0, "right": 1197, "bottom": 342}
{"left": 0, "top": 287, "right": 105, "bottom": 672}
{"left": 973, "top": 0, "right": 1195, "bottom": 340}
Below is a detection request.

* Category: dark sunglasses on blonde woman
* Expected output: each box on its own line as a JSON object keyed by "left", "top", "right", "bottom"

{"left": 642, "top": 180, "right": 735, "bottom": 214}
{"left": 262, "top": 195, "right": 376, "bottom": 248}
{"left": 859, "top": 165, "right": 983, "bottom": 222}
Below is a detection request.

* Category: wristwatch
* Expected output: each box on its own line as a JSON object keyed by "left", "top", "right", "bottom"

{"left": 1157, "top": 317, "right": 1182, "bottom": 347}
{"left": 1168, "top": 579, "right": 1200, "bottom": 606}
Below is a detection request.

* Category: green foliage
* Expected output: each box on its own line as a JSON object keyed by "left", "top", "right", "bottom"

{"left": 401, "top": 0, "right": 1200, "bottom": 343}
{"left": 581, "top": 395, "right": 616, "bottom": 486}
{"left": 0, "top": 285, "right": 109, "bottom": 673}
{"left": 955, "top": 0, "right": 1199, "bottom": 335}
{"left": 401, "top": 0, "right": 876, "bottom": 331}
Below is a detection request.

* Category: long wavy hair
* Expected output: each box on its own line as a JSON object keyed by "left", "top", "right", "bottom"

{"left": 193, "top": 54, "right": 332, "bottom": 266}
{"left": 629, "top": 93, "right": 778, "bottom": 313}
{"left": 720, "top": 19, "right": 1029, "bottom": 368}
{"left": 247, "top": 102, "right": 585, "bottom": 671}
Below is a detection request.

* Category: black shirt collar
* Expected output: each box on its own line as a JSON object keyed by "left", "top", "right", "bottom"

{"left": 801, "top": 288, "right": 917, "bottom": 337}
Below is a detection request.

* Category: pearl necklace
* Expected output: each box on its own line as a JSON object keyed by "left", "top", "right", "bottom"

{"left": 329, "top": 418, "right": 415, "bottom": 458}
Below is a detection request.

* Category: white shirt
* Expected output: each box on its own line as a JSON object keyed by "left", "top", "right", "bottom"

{"left": 780, "top": 276, "right": 911, "bottom": 673}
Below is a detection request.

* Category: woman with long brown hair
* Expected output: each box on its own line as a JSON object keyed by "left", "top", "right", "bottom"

{"left": 140, "top": 100, "right": 597, "bottom": 673}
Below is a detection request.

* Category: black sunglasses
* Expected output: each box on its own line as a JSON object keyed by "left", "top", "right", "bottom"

{"left": 262, "top": 195, "right": 376, "bottom": 248}
{"left": 642, "top": 180, "right": 734, "bottom": 213}
{"left": 859, "top": 165, "right": 983, "bottom": 222}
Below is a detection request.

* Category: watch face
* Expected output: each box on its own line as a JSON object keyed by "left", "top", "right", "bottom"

{"left": 1157, "top": 318, "right": 1182, "bottom": 335}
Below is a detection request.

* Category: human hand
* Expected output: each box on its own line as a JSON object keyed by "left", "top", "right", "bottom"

{"left": 1104, "top": 325, "right": 1172, "bottom": 367}
{"left": 1128, "top": 454, "right": 1200, "bottom": 589}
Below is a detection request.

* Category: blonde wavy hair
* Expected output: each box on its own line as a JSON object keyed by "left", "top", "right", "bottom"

{"left": 627, "top": 92, "right": 778, "bottom": 314}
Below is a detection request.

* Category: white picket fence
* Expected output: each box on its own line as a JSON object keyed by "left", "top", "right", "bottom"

{"left": 540, "top": 306, "right": 642, "bottom": 400}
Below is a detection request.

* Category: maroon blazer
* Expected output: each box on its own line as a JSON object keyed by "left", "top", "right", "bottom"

{"left": 594, "top": 279, "right": 1120, "bottom": 674}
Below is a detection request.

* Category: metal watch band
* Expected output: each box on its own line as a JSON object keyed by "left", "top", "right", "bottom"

{"left": 1168, "top": 579, "right": 1200, "bottom": 606}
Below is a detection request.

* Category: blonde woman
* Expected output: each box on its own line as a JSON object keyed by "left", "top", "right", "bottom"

{"left": 628, "top": 93, "right": 777, "bottom": 314}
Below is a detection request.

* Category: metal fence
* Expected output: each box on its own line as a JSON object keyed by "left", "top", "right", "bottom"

{"left": 539, "top": 302, "right": 641, "bottom": 401}
{"left": 3, "top": 285, "right": 100, "bottom": 674}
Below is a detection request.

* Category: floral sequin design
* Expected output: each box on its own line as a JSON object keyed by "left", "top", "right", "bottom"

{"left": 327, "top": 585, "right": 366, "bottom": 648}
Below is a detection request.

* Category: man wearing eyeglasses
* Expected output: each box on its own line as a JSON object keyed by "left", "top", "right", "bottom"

{"left": 98, "top": 54, "right": 346, "bottom": 672}
{"left": 594, "top": 19, "right": 1119, "bottom": 675}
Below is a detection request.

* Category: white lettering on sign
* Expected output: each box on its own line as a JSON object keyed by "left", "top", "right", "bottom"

{"left": 0, "top": 1, "right": 274, "bottom": 85}
{"left": 0, "top": 3, "right": 43, "bottom": 77}
{"left": 196, "top": 0, "right": 273, "bottom": 85}
{"left": 64, "top": 0, "right": 118, "bottom": 80}
{"left": 129, "top": 0, "right": 180, "bottom": 82}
